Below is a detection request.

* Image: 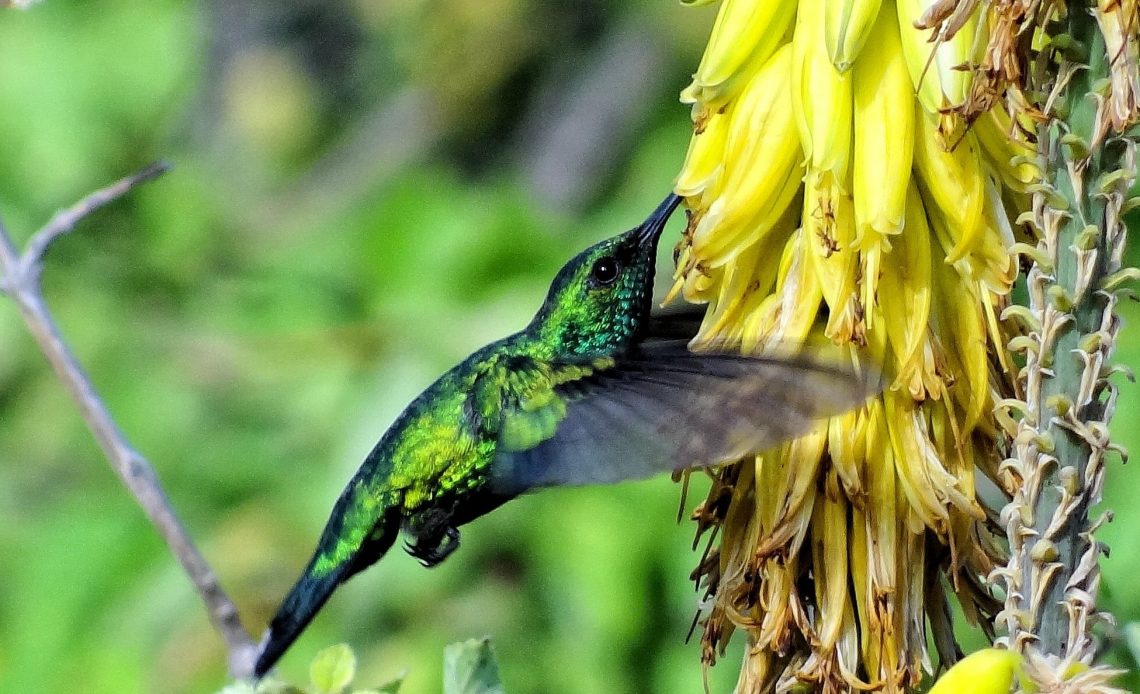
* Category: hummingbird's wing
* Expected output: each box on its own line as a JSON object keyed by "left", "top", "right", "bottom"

{"left": 643, "top": 304, "right": 705, "bottom": 340}
{"left": 490, "top": 341, "right": 878, "bottom": 495}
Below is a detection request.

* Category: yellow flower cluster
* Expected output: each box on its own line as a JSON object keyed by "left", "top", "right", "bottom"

{"left": 671, "top": 0, "right": 1036, "bottom": 690}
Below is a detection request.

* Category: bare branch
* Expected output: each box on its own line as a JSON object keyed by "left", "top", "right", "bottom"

{"left": 0, "top": 212, "right": 20, "bottom": 294}
{"left": 18, "top": 161, "right": 170, "bottom": 287}
{"left": 0, "top": 164, "right": 257, "bottom": 678}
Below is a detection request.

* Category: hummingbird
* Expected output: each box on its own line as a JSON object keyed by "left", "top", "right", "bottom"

{"left": 254, "top": 193, "right": 874, "bottom": 676}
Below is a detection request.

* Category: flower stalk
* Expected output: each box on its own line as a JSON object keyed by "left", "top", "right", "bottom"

{"left": 991, "top": 1, "right": 1136, "bottom": 687}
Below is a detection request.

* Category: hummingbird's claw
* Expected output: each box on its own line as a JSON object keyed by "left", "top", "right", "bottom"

{"left": 405, "top": 525, "right": 461, "bottom": 567}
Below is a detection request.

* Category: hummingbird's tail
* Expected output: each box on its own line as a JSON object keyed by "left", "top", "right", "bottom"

{"left": 254, "top": 505, "right": 401, "bottom": 678}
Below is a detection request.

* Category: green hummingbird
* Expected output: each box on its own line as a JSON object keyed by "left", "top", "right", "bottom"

{"left": 254, "top": 193, "right": 874, "bottom": 676}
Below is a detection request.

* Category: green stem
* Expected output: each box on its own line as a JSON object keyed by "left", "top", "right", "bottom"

{"left": 1004, "top": 1, "right": 1132, "bottom": 669}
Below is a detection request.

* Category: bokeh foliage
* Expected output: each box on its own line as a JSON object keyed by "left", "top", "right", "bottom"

{"left": 0, "top": 1, "right": 1136, "bottom": 693}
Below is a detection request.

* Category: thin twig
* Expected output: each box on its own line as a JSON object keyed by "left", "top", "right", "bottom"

{"left": 0, "top": 164, "right": 257, "bottom": 678}
{"left": 19, "top": 162, "right": 170, "bottom": 285}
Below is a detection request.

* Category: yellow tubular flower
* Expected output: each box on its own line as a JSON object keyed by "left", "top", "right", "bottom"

{"left": 682, "top": 0, "right": 797, "bottom": 115}
{"left": 825, "top": 0, "right": 883, "bottom": 71}
{"left": 895, "top": 0, "right": 980, "bottom": 139}
{"left": 852, "top": 0, "right": 913, "bottom": 241}
{"left": 674, "top": 0, "right": 1027, "bottom": 690}
{"left": 803, "top": 178, "right": 861, "bottom": 343}
{"left": 792, "top": 0, "right": 853, "bottom": 189}
{"left": 877, "top": 187, "right": 931, "bottom": 399}
{"left": 927, "top": 648, "right": 1021, "bottom": 694}
{"left": 972, "top": 106, "right": 1037, "bottom": 194}
{"left": 912, "top": 109, "right": 985, "bottom": 264}
{"left": 687, "top": 45, "right": 801, "bottom": 271}
{"left": 675, "top": 105, "right": 730, "bottom": 200}
{"left": 740, "top": 224, "right": 822, "bottom": 350}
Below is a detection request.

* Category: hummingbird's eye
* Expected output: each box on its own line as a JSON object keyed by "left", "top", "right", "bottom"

{"left": 589, "top": 256, "right": 621, "bottom": 286}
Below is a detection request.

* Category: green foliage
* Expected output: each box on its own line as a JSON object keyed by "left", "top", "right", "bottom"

{"left": 0, "top": 3, "right": 727, "bottom": 694}
{"left": 442, "top": 639, "right": 504, "bottom": 694}
{"left": 216, "top": 644, "right": 403, "bottom": 694}
{"left": 1126, "top": 623, "right": 1140, "bottom": 670}
{"left": 220, "top": 638, "right": 509, "bottom": 694}
{"left": 309, "top": 644, "right": 358, "bottom": 694}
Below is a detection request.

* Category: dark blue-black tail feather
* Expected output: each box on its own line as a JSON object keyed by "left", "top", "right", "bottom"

{"left": 255, "top": 562, "right": 351, "bottom": 678}
{"left": 254, "top": 509, "right": 401, "bottom": 678}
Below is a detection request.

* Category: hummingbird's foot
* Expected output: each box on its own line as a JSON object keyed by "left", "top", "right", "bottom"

{"left": 405, "top": 526, "right": 461, "bottom": 567}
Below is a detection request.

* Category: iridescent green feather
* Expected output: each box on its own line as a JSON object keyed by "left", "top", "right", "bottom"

{"left": 500, "top": 357, "right": 614, "bottom": 452}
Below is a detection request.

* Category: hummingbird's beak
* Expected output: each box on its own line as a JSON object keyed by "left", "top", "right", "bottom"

{"left": 635, "top": 193, "right": 684, "bottom": 247}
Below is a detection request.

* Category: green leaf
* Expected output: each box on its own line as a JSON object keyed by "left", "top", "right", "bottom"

{"left": 353, "top": 670, "right": 406, "bottom": 694}
{"left": 443, "top": 638, "right": 505, "bottom": 694}
{"left": 255, "top": 679, "right": 306, "bottom": 694}
{"left": 310, "top": 644, "right": 357, "bottom": 694}
{"left": 1124, "top": 622, "right": 1140, "bottom": 666}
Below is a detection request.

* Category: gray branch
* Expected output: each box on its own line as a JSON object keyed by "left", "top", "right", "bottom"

{"left": 0, "top": 164, "right": 257, "bottom": 679}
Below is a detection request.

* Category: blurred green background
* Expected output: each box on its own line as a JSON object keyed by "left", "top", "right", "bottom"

{"left": 0, "top": 2, "right": 1136, "bottom": 693}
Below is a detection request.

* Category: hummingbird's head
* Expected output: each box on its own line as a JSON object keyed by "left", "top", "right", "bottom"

{"left": 530, "top": 193, "right": 683, "bottom": 359}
